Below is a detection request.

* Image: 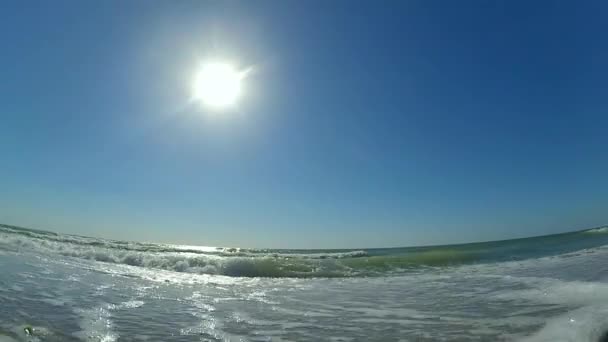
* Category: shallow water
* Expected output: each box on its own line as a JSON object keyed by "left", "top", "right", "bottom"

{"left": 1, "top": 224, "right": 608, "bottom": 341}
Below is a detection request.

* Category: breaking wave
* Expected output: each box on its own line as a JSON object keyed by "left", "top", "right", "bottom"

{"left": 584, "top": 226, "right": 608, "bottom": 234}
{"left": 1, "top": 223, "right": 607, "bottom": 278}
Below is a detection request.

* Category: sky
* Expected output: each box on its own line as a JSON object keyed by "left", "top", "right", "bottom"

{"left": 1, "top": 1, "right": 607, "bottom": 249}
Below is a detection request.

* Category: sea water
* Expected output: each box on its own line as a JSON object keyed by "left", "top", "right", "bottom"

{"left": 1, "top": 224, "right": 608, "bottom": 341}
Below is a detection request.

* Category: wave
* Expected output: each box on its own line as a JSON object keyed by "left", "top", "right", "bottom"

{"left": 0, "top": 235, "right": 356, "bottom": 278}
{"left": 584, "top": 226, "right": 608, "bottom": 234}
{"left": 2, "top": 223, "right": 608, "bottom": 278}
{"left": 0, "top": 225, "right": 481, "bottom": 278}
{"left": 0, "top": 224, "right": 367, "bottom": 260}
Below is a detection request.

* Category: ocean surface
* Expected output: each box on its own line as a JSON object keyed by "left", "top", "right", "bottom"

{"left": 2, "top": 224, "right": 608, "bottom": 341}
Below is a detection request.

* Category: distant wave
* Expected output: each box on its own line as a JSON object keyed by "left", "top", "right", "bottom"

{"left": 584, "top": 226, "right": 608, "bottom": 234}
{"left": 0, "top": 224, "right": 367, "bottom": 260}
{"left": 2, "top": 223, "right": 608, "bottom": 278}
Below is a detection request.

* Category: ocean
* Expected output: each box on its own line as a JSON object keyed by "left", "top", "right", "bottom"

{"left": 1, "top": 224, "right": 608, "bottom": 341}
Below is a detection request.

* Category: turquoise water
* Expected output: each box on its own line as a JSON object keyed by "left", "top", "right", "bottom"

{"left": 1, "top": 224, "right": 608, "bottom": 341}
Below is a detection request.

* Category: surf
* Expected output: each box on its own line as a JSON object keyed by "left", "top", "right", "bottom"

{"left": 1, "top": 223, "right": 607, "bottom": 278}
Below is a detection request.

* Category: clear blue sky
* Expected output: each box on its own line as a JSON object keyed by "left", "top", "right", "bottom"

{"left": 1, "top": 1, "right": 607, "bottom": 248}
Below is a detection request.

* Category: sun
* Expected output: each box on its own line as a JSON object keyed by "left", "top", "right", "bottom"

{"left": 192, "top": 62, "right": 243, "bottom": 109}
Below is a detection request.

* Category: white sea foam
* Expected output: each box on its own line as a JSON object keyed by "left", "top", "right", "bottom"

{"left": 494, "top": 277, "right": 608, "bottom": 306}
{"left": 521, "top": 305, "right": 608, "bottom": 342}
{"left": 73, "top": 305, "right": 118, "bottom": 342}
{"left": 107, "top": 300, "right": 145, "bottom": 310}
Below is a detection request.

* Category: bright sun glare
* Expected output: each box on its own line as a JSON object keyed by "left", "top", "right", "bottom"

{"left": 193, "top": 62, "right": 243, "bottom": 109}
